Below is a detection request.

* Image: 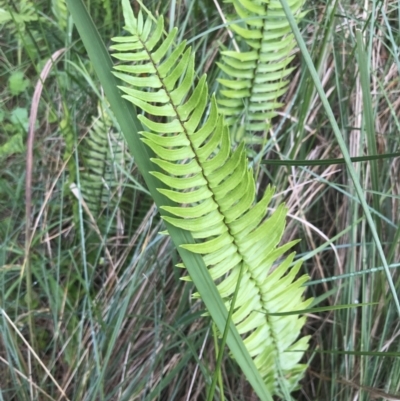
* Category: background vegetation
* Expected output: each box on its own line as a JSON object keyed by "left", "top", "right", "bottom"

{"left": 1, "top": 0, "right": 400, "bottom": 400}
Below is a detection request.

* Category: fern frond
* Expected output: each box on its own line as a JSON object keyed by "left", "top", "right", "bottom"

{"left": 78, "top": 103, "right": 128, "bottom": 233}
{"left": 111, "top": 2, "right": 311, "bottom": 395}
{"left": 217, "top": 0, "right": 305, "bottom": 135}
{"left": 77, "top": 101, "right": 156, "bottom": 243}
{"left": 51, "top": 0, "right": 68, "bottom": 29}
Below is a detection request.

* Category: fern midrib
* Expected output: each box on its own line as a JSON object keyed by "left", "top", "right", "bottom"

{"left": 237, "top": 3, "right": 298, "bottom": 375}
{"left": 137, "top": 32, "right": 285, "bottom": 374}
{"left": 245, "top": 4, "right": 270, "bottom": 129}
{"left": 138, "top": 35, "right": 245, "bottom": 260}
{"left": 249, "top": 12, "right": 270, "bottom": 129}
{"left": 244, "top": 3, "right": 288, "bottom": 131}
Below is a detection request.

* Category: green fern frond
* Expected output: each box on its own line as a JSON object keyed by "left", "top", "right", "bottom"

{"left": 111, "top": 1, "right": 311, "bottom": 395}
{"left": 51, "top": 0, "right": 68, "bottom": 30}
{"left": 79, "top": 103, "right": 155, "bottom": 238}
{"left": 79, "top": 104, "right": 127, "bottom": 231}
{"left": 80, "top": 105, "right": 116, "bottom": 215}
{"left": 217, "top": 0, "right": 305, "bottom": 135}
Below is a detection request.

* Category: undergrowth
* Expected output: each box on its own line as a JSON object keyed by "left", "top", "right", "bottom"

{"left": 0, "top": 0, "right": 399, "bottom": 400}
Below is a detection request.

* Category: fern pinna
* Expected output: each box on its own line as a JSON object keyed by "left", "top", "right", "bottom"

{"left": 217, "top": 0, "right": 305, "bottom": 135}
{"left": 111, "top": 1, "right": 311, "bottom": 396}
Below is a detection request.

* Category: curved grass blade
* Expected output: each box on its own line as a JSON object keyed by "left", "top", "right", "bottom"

{"left": 64, "top": 0, "right": 272, "bottom": 399}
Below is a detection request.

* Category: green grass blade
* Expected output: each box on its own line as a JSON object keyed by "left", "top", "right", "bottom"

{"left": 64, "top": 0, "right": 272, "bottom": 399}
{"left": 260, "top": 152, "right": 400, "bottom": 166}
{"left": 356, "top": 31, "right": 380, "bottom": 231}
{"left": 279, "top": 0, "right": 400, "bottom": 318}
{"left": 315, "top": 350, "right": 400, "bottom": 358}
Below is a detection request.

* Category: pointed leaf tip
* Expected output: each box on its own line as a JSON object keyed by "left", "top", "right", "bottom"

{"left": 122, "top": 0, "right": 137, "bottom": 33}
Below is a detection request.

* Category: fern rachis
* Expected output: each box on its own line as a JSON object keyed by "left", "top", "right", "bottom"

{"left": 111, "top": 1, "right": 311, "bottom": 396}
{"left": 217, "top": 0, "right": 305, "bottom": 136}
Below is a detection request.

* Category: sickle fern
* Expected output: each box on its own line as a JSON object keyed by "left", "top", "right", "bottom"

{"left": 78, "top": 102, "right": 155, "bottom": 240}
{"left": 79, "top": 103, "right": 126, "bottom": 224}
{"left": 111, "top": 1, "right": 311, "bottom": 396}
{"left": 217, "top": 0, "right": 305, "bottom": 136}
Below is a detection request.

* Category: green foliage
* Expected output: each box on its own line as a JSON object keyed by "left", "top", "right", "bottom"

{"left": 99, "top": 0, "right": 112, "bottom": 27}
{"left": 2, "top": 0, "right": 400, "bottom": 400}
{"left": 217, "top": 0, "right": 305, "bottom": 137}
{"left": 51, "top": 0, "right": 68, "bottom": 29}
{"left": 0, "top": 133, "right": 24, "bottom": 158}
{"left": 79, "top": 103, "right": 125, "bottom": 221}
{"left": 110, "top": 2, "right": 311, "bottom": 396}
{"left": 9, "top": 107, "right": 30, "bottom": 132}
{"left": 0, "top": 0, "right": 38, "bottom": 28}
{"left": 61, "top": 107, "right": 76, "bottom": 185}
{"left": 76, "top": 101, "right": 155, "bottom": 239}
{"left": 8, "top": 71, "right": 30, "bottom": 95}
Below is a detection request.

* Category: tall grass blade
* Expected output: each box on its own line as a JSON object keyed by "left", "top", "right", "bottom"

{"left": 64, "top": 0, "right": 272, "bottom": 398}
{"left": 356, "top": 31, "right": 380, "bottom": 231}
